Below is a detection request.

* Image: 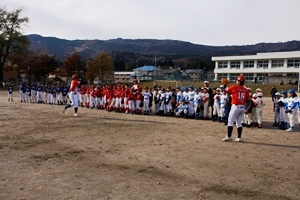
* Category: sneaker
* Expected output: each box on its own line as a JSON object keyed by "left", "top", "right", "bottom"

{"left": 222, "top": 137, "right": 232, "bottom": 141}
{"left": 286, "top": 128, "right": 294, "bottom": 132}
{"left": 235, "top": 138, "right": 242, "bottom": 142}
{"left": 74, "top": 113, "right": 78, "bottom": 117}
{"left": 62, "top": 108, "right": 66, "bottom": 113}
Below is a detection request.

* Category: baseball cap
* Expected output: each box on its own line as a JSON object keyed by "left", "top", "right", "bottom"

{"left": 204, "top": 81, "right": 209, "bottom": 84}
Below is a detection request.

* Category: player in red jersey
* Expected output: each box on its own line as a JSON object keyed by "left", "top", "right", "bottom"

{"left": 127, "top": 89, "right": 136, "bottom": 114}
{"left": 79, "top": 85, "right": 87, "bottom": 108}
{"left": 222, "top": 75, "right": 250, "bottom": 142}
{"left": 62, "top": 74, "right": 80, "bottom": 117}
{"left": 135, "top": 88, "right": 143, "bottom": 114}
{"left": 124, "top": 84, "right": 131, "bottom": 113}
{"left": 86, "top": 84, "right": 94, "bottom": 108}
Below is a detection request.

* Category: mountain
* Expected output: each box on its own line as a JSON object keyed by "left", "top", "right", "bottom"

{"left": 27, "top": 34, "right": 300, "bottom": 57}
{"left": 26, "top": 34, "right": 300, "bottom": 71}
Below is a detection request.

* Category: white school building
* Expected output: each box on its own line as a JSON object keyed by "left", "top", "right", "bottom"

{"left": 212, "top": 51, "right": 300, "bottom": 84}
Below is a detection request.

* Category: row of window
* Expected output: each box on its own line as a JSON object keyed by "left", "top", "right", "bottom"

{"left": 217, "top": 73, "right": 266, "bottom": 82}
{"left": 217, "top": 73, "right": 299, "bottom": 82}
{"left": 218, "top": 59, "right": 300, "bottom": 68}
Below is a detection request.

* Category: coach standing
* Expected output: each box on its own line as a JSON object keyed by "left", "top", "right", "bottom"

{"left": 62, "top": 74, "right": 80, "bottom": 117}
{"left": 270, "top": 85, "right": 277, "bottom": 102}
{"left": 222, "top": 75, "right": 250, "bottom": 142}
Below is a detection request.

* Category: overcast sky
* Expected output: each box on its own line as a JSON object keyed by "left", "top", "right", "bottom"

{"left": 2, "top": 0, "right": 300, "bottom": 46}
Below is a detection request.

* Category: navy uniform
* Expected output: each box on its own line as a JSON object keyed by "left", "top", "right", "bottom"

{"left": 36, "top": 84, "right": 43, "bottom": 103}
{"left": 18, "top": 83, "right": 24, "bottom": 102}
{"left": 7, "top": 84, "right": 14, "bottom": 102}
{"left": 30, "top": 84, "right": 37, "bottom": 102}
{"left": 25, "top": 85, "right": 31, "bottom": 102}
{"left": 62, "top": 85, "right": 69, "bottom": 104}
{"left": 56, "top": 85, "right": 62, "bottom": 105}
{"left": 51, "top": 86, "right": 56, "bottom": 105}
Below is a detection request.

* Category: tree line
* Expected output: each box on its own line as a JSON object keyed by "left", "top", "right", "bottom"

{"left": 0, "top": 7, "right": 113, "bottom": 86}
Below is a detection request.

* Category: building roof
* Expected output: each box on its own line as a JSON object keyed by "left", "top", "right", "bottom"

{"left": 162, "top": 69, "right": 180, "bottom": 74}
{"left": 185, "top": 69, "right": 203, "bottom": 74}
{"left": 133, "top": 66, "right": 162, "bottom": 72}
{"left": 212, "top": 51, "right": 300, "bottom": 61}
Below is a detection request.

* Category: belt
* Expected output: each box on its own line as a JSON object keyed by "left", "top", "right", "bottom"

{"left": 234, "top": 104, "right": 244, "bottom": 108}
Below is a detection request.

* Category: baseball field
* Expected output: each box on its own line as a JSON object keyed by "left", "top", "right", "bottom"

{"left": 0, "top": 90, "right": 299, "bottom": 199}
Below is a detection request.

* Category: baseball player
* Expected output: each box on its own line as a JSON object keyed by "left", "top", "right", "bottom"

{"left": 30, "top": 83, "right": 37, "bottom": 103}
{"left": 7, "top": 82, "right": 14, "bottom": 102}
{"left": 36, "top": 83, "right": 44, "bottom": 103}
{"left": 212, "top": 88, "right": 221, "bottom": 122}
{"left": 187, "top": 86, "right": 195, "bottom": 117}
{"left": 201, "top": 87, "right": 210, "bottom": 119}
{"left": 255, "top": 92, "right": 265, "bottom": 128}
{"left": 79, "top": 85, "right": 87, "bottom": 108}
{"left": 18, "top": 82, "right": 24, "bottom": 102}
{"left": 278, "top": 90, "right": 288, "bottom": 130}
{"left": 62, "top": 74, "right": 80, "bottom": 117}
{"left": 194, "top": 88, "right": 201, "bottom": 119}
{"left": 142, "top": 87, "right": 151, "bottom": 115}
{"left": 222, "top": 75, "right": 250, "bottom": 142}
{"left": 272, "top": 92, "right": 281, "bottom": 126}
{"left": 285, "top": 89, "right": 298, "bottom": 132}
{"left": 61, "top": 84, "right": 69, "bottom": 104}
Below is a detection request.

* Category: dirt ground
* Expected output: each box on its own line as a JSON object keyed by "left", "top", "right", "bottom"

{"left": 0, "top": 90, "right": 299, "bottom": 200}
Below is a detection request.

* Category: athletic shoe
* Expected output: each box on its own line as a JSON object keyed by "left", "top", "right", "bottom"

{"left": 286, "top": 128, "right": 294, "bottom": 132}
{"left": 62, "top": 108, "right": 66, "bottom": 113}
{"left": 235, "top": 138, "right": 242, "bottom": 142}
{"left": 222, "top": 137, "right": 232, "bottom": 141}
{"left": 74, "top": 113, "right": 78, "bottom": 117}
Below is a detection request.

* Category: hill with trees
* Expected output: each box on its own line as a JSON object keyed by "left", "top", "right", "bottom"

{"left": 27, "top": 34, "right": 300, "bottom": 72}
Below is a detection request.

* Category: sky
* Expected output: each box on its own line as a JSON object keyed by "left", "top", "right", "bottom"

{"left": 2, "top": 0, "right": 300, "bottom": 46}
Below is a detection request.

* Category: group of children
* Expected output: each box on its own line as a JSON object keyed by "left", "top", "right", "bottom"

{"left": 8, "top": 82, "right": 70, "bottom": 105}
{"left": 273, "top": 88, "right": 300, "bottom": 132}
{"left": 7, "top": 80, "right": 299, "bottom": 131}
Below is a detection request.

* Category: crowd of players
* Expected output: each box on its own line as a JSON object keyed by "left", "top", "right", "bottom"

{"left": 6, "top": 79, "right": 300, "bottom": 132}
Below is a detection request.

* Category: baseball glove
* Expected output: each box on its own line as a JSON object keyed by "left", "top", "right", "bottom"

{"left": 221, "top": 78, "right": 229, "bottom": 86}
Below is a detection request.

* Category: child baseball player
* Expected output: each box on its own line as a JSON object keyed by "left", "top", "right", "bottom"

{"left": 7, "top": 82, "right": 14, "bottom": 102}
{"left": 285, "top": 89, "right": 298, "bottom": 132}
{"left": 272, "top": 92, "right": 281, "bottom": 126}
{"left": 62, "top": 74, "right": 80, "bottom": 117}
{"left": 255, "top": 92, "right": 265, "bottom": 128}
{"left": 278, "top": 90, "right": 288, "bottom": 130}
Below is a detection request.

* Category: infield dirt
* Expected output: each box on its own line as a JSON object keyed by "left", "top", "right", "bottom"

{"left": 0, "top": 91, "right": 299, "bottom": 200}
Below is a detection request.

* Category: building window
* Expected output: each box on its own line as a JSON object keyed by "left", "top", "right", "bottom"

{"left": 218, "top": 62, "right": 228, "bottom": 69}
{"left": 256, "top": 73, "right": 265, "bottom": 82}
{"left": 229, "top": 73, "right": 240, "bottom": 81}
{"left": 271, "top": 60, "right": 284, "bottom": 68}
{"left": 244, "top": 61, "right": 254, "bottom": 68}
{"left": 287, "top": 73, "right": 298, "bottom": 77}
{"left": 230, "top": 61, "right": 241, "bottom": 69}
{"left": 218, "top": 73, "right": 227, "bottom": 80}
{"left": 257, "top": 60, "right": 269, "bottom": 68}
{"left": 287, "top": 59, "right": 300, "bottom": 68}
{"left": 244, "top": 73, "right": 254, "bottom": 81}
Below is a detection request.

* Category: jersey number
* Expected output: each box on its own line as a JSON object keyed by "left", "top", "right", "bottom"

{"left": 238, "top": 92, "right": 245, "bottom": 100}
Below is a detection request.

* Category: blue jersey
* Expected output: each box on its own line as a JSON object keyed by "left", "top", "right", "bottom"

{"left": 62, "top": 87, "right": 69, "bottom": 95}
{"left": 25, "top": 86, "right": 30, "bottom": 93}
{"left": 37, "top": 86, "right": 43, "bottom": 92}
{"left": 44, "top": 86, "right": 49, "bottom": 93}
{"left": 8, "top": 86, "right": 14, "bottom": 93}
{"left": 18, "top": 84, "right": 24, "bottom": 91}
{"left": 51, "top": 87, "right": 56, "bottom": 94}
{"left": 56, "top": 87, "right": 61, "bottom": 93}
{"left": 31, "top": 85, "right": 36, "bottom": 90}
